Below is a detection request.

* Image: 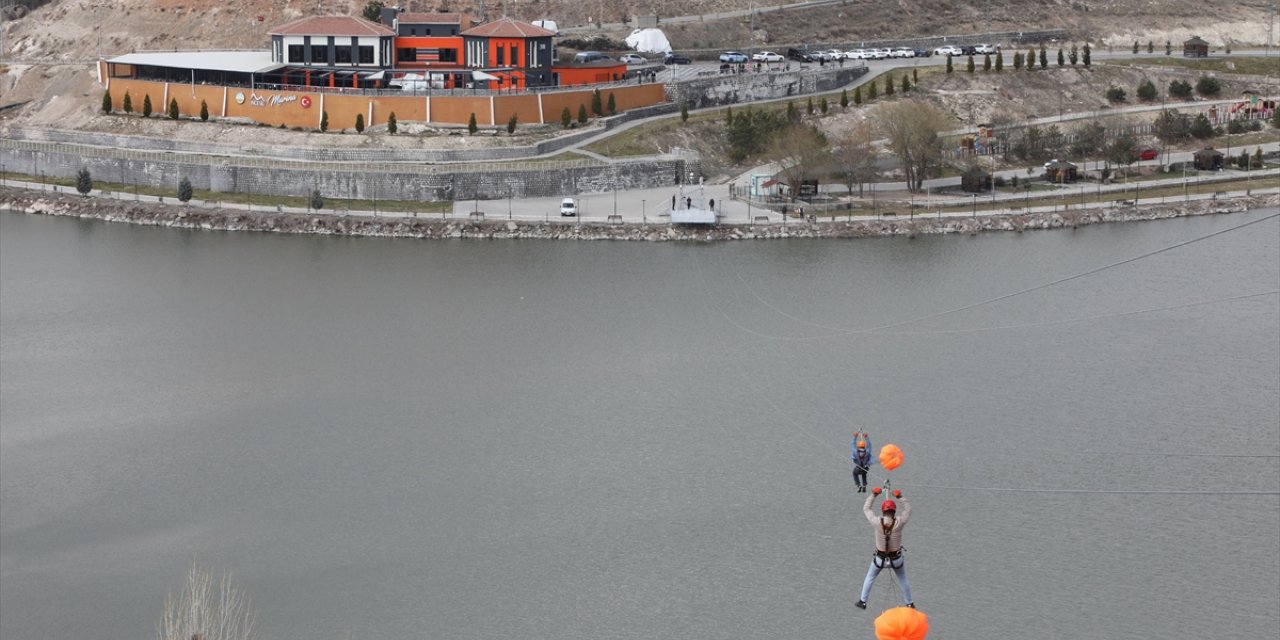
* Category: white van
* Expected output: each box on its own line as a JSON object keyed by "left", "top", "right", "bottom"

{"left": 559, "top": 198, "right": 577, "bottom": 216}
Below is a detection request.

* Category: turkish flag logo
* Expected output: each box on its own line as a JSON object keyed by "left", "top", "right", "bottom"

{"left": 300, "top": 96, "right": 312, "bottom": 109}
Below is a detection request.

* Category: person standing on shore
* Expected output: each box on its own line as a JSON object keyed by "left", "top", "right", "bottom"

{"left": 855, "top": 488, "right": 913, "bottom": 610}
{"left": 851, "top": 432, "right": 873, "bottom": 493}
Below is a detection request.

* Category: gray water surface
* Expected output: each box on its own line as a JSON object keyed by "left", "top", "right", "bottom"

{"left": 2, "top": 211, "right": 1278, "bottom": 640}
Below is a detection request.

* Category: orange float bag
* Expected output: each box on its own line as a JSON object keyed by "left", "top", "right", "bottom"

{"left": 875, "top": 605, "right": 928, "bottom": 640}
{"left": 879, "top": 444, "right": 904, "bottom": 471}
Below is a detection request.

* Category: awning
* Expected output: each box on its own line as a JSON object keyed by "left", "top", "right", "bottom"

{"left": 472, "top": 70, "right": 500, "bottom": 81}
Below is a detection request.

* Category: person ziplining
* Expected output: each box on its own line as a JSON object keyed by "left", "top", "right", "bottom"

{"left": 851, "top": 432, "right": 873, "bottom": 493}
{"left": 856, "top": 486, "right": 914, "bottom": 611}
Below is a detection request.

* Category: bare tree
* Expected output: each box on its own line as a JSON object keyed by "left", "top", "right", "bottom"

{"left": 873, "top": 100, "right": 951, "bottom": 192}
{"left": 833, "top": 122, "right": 879, "bottom": 197}
{"left": 158, "top": 561, "right": 257, "bottom": 640}
{"left": 769, "top": 123, "right": 833, "bottom": 202}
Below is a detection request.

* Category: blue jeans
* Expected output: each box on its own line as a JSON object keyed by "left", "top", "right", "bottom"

{"left": 860, "top": 553, "right": 912, "bottom": 605}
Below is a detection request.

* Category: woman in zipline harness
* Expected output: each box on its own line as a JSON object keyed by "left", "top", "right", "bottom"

{"left": 850, "top": 432, "right": 873, "bottom": 493}
{"left": 855, "top": 488, "right": 914, "bottom": 610}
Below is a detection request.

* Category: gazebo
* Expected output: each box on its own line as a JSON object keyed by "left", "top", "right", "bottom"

{"left": 1183, "top": 36, "right": 1210, "bottom": 58}
{"left": 1044, "top": 160, "right": 1078, "bottom": 183}
{"left": 960, "top": 166, "right": 993, "bottom": 192}
{"left": 1192, "top": 147, "right": 1224, "bottom": 170}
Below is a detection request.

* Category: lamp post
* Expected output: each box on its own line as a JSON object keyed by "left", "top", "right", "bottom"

{"left": 642, "top": 199, "right": 646, "bottom": 224}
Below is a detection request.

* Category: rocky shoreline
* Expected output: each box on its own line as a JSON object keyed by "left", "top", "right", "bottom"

{"left": 3, "top": 189, "right": 1276, "bottom": 241}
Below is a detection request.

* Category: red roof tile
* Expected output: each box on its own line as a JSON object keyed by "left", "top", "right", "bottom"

{"left": 396, "top": 12, "right": 469, "bottom": 27}
{"left": 269, "top": 16, "right": 394, "bottom": 37}
{"left": 461, "top": 17, "right": 554, "bottom": 39}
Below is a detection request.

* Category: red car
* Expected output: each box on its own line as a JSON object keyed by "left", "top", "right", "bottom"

{"left": 1137, "top": 147, "right": 1160, "bottom": 161}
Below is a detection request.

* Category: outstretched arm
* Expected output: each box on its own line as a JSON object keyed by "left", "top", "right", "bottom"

{"left": 863, "top": 491, "right": 878, "bottom": 523}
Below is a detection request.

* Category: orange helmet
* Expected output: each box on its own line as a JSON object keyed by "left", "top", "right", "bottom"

{"left": 856, "top": 441, "right": 866, "bottom": 449}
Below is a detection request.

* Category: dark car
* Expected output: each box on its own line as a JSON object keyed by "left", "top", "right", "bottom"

{"left": 913, "top": 48, "right": 932, "bottom": 57}
{"left": 664, "top": 53, "right": 692, "bottom": 65}
{"left": 787, "top": 48, "right": 817, "bottom": 62}
{"left": 959, "top": 45, "right": 977, "bottom": 56}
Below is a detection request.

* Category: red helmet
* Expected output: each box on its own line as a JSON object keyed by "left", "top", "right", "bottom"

{"left": 881, "top": 499, "right": 897, "bottom": 513}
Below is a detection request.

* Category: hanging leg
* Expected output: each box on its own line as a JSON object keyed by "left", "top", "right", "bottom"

{"left": 859, "top": 557, "right": 883, "bottom": 606}
{"left": 890, "top": 556, "right": 913, "bottom": 606}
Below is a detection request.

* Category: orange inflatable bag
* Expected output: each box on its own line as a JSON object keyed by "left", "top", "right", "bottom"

{"left": 879, "top": 444, "right": 904, "bottom": 471}
{"left": 874, "top": 605, "right": 928, "bottom": 640}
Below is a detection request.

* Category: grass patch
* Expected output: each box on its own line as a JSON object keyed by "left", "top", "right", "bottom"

{"left": 0, "top": 172, "right": 453, "bottom": 214}
{"left": 1109, "top": 56, "right": 1280, "bottom": 78}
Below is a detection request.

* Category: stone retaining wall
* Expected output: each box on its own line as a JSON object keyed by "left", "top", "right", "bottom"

{"left": 670, "top": 66, "right": 869, "bottom": 109}
{"left": 5, "top": 189, "right": 1272, "bottom": 242}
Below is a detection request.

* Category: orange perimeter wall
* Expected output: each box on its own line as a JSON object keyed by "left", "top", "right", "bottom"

{"left": 100, "top": 73, "right": 666, "bottom": 129}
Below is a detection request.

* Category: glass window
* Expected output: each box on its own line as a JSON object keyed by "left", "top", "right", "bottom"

{"left": 288, "top": 45, "right": 304, "bottom": 63}
{"left": 397, "top": 48, "right": 416, "bottom": 62}
{"left": 359, "top": 46, "right": 374, "bottom": 64}
{"left": 496, "top": 46, "right": 505, "bottom": 66}
{"left": 336, "top": 47, "right": 352, "bottom": 64}
{"left": 439, "top": 49, "right": 458, "bottom": 63}
{"left": 310, "top": 45, "right": 328, "bottom": 64}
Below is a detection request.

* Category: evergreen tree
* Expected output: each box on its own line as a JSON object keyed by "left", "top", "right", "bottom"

{"left": 1195, "top": 75, "right": 1221, "bottom": 96}
{"left": 868, "top": 81, "right": 878, "bottom": 100}
{"left": 310, "top": 190, "right": 325, "bottom": 211}
{"left": 1026, "top": 48, "right": 1036, "bottom": 70}
{"left": 1083, "top": 43, "right": 1092, "bottom": 67}
{"left": 1165, "top": 41, "right": 1172, "bottom": 55}
{"left": 320, "top": 110, "right": 329, "bottom": 132}
{"left": 820, "top": 96, "right": 829, "bottom": 114}
{"left": 355, "top": 113, "right": 365, "bottom": 133}
{"left": 142, "top": 94, "right": 152, "bottom": 118}
{"left": 591, "top": 88, "right": 603, "bottom": 116}
{"left": 1058, "top": 48, "right": 1065, "bottom": 67}
{"left": 1069, "top": 44, "right": 1079, "bottom": 65}
{"left": 199, "top": 100, "right": 209, "bottom": 121}
{"left": 168, "top": 97, "right": 179, "bottom": 120}
{"left": 1136, "top": 79, "right": 1158, "bottom": 101}
{"left": 1039, "top": 46, "right": 1048, "bottom": 68}
{"left": 901, "top": 75, "right": 911, "bottom": 92}
{"left": 1255, "top": 146, "right": 1264, "bottom": 168}
{"left": 983, "top": 53, "right": 991, "bottom": 71}
{"left": 678, "top": 101, "right": 688, "bottom": 123}
{"left": 854, "top": 85, "right": 863, "bottom": 104}
{"left": 123, "top": 91, "right": 132, "bottom": 114}
{"left": 786, "top": 100, "right": 798, "bottom": 121}
{"left": 995, "top": 50, "right": 1003, "bottom": 71}
{"left": 507, "top": 112, "right": 518, "bottom": 134}
{"left": 1014, "top": 52, "right": 1023, "bottom": 70}
{"left": 1169, "top": 79, "right": 1193, "bottom": 99}
{"left": 966, "top": 55, "right": 975, "bottom": 73}
{"left": 912, "top": 68, "right": 918, "bottom": 82}
{"left": 1106, "top": 86, "right": 1127, "bottom": 102}
{"left": 387, "top": 112, "right": 397, "bottom": 134}
{"left": 840, "top": 89, "right": 849, "bottom": 108}
{"left": 579, "top": 103, "right": 589, "bottom": 124}
{"left": 946, "top": 55, "right": 953, "bottom": 73}
{"left": 177, "top": 177, "right": 193, "bottom": 203}
{"left": 101, "top": 90, "right": 112, "bottom": 114}
{"left": 361, "top": 1, "right": 384, "bottom": 22}
{"left": 1147, "top": 40, "right": 1154, "bottom": 54}
{"left": 606, "top": 92, "right": 616, "bottom": 115}
{"left": 76, "top": 168, "right": 93, "bottom": 196}
{"left": 469, "top": 112, "right": 479, "bottom": 133}
{"left": 726, "top": 105, "right": 734, "bottom": 126}
{"left": 1190, "top": 113, "right": 1215, "bottom": 139}
{"left": 1133, "top": 41, "right": 1140, "bottom": 54}
{"left": 561, "top": 106, "right": 572, "bottom": 128}
{"left": 807, "top": 96, "right": 814, "bottom": 115}
{"left": 885, "top": 74, "right": 897, "bottom": 97}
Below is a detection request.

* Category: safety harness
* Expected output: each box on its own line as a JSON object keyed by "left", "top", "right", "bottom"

{"left": 874, "top": 516, "right": 903, "bottom": 566}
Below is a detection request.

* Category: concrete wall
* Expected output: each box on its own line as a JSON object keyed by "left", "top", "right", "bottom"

{"left": 670, "top": 65, "right": 869, "bottom": 109}
{"left": 1, "top": 146, "right": 698, "bottom": 201}
{"left": 101, "top": 76, "right": 666, "bottom": 128}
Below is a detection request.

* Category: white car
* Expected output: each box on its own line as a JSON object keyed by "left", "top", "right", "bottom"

{"left": 619, "top": 53, "right": 646, "bottom": 65}
{"left": 751, "top": 51, "right": 784, "bottom": 62}
{"left": 824, "top": 49, "right": 846, "bottom": 60}
{"left": 560, "top": 198, "right": 577, "bottom": 217}
{"left": 973, "top": 44, "right": 997, "bottom": 54}
{"left": 844, "top": 49, "right": 869, "bottom": 59}
{"left": 934, "top": 45, "right": 963, "bottom": 56}
{"left": 891, "top": 47, "right": 915, "bottom": 58}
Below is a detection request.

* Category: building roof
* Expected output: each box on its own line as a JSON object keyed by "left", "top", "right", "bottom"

{"left": 1044, "top": 160, "right": 1077, "bottom": 169}
{"left": 1184, "top": 36, "right": 1210, "bottom": 46}
{"left": 461, "top": 17, "right": 555, "bottom": 38}
{"left": 269, "top": 16, "right": 394, "bottom": 37}
{"left": 396, "top": 12, "right": 467, "bottom": 26}
{"left": 107, "top": 51, "right": 281, "bottom": 74}
{"left": 1194, "top": 147, "right": 1223, "bottom": 157}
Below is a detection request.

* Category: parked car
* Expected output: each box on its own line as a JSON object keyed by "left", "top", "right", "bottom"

{"left": 560, "top": 198, "right": 577, "bottom": 217}
{"left": 973, "top": 44, "right": 997, "bottom": 54}
{"left": 752, "top": 51, "right": 785, "bottom": 62}
{"left": 573, "top": 51, "right": 611, "bottom": 63}
{"left": 663, "top": 53, "right": 692, "bottom": 65}
{"left": 787, "top": 48, "right": 817, "bottom": 62}
{"left": 959, "top": 45, "right": 977, "bottom": 56}
{"left": 934, "top": 45, "right": 963, "bottom": 56}
{"left": 874, "top": 48, "right": 894, "bottom": 59}
{"left": 1137, "top": 147, "right": 1160, "bottom": 161}
{"left": 619, "top": 53, "right": 647, "bottom": 65}
{"left": 824, "top": 49, "right": 846, "bottom": 60}
{"left": 719, "top": 51, "right": 749, "bottom": 63}
{"left": 890, "top": 47, "right": 915, "bottom": 58}
{"left": 913, "top": 48, "right": 933, "bottom": 57}
{"left": 844, "top": 49, "right": 870, "bottom": 59}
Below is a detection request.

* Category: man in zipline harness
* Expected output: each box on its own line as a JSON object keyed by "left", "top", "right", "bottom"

{"left": 850, "top": 432, "right": 873, "bottom": 493}
{"left": 855, "top": 487, "right": 914, "bottom": 610}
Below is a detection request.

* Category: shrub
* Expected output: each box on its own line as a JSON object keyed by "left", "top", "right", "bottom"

{"left": 75, "top": 168, "right": 92, "bottom": 196}
{"left": 946, "top": 55, "right": 953, "bottom": 73}
{"left": 591, "top": 88, "right": 603, "bottom": 116}
{"left": 507, "top": 112, "right": 518, "bottom": 134}
{"left": 560, "top": 106, "right": 572, "bottom": 128}
{"left": 966, "top": 55, "right": 975, "bottom": 73}
{"left": 177, "top": 177, "right": 193, "bottom": 203}
{"left": 901, "top": 75, "right": 911, "bottom": 92}
{"left": 101, "top": 90, "right": 112, "bottom": 114}
{"left": 854, "top": 85, "right": 862, "bottom": 104}
{"left": 1025, "top": 48, "right": 1036, "bottom": 70}
{"left": 912, "top": 68, "right": 918, "bottom": 82}
{"left": 122, "top": 91, "right": 132, "bottom": 114}
{"left": 1227, "top": 119, "right": 1247, "bottom": 134}
{"left": 884, "top": 75, "right": 894, "bottom": 95}
{"left": 1013, "top": 52, "right": 1023, "bottom": 70}
{"left": 1040, "top": 46, "right": 1048, "bottom": 68}
{"left": 1190, "top": 113, "right": 1215, "bottom": 139}
{"left": 1069, "top": 44, "right": 1078, "bottom": 65}
{"left": 1195, "top": 76, "right": 1221, "bottom": 96}
{"left": 1147, "top": 40, "right": 1154, "bottom": 53}
{"left": 726, "top": 105, "right": 733, "bottom": 125}
{"left": 1165, "top": 40, "right": 1172, "bottom": 55}
{"left": 993, "top": 176, "right": 1006, "bottom": 187}
{"left": 1168, "top": 80, "right": 1193, "bottom": 99}
{"left": 807, "top": 96, "right": 814, "bottom": 115}
{"left": 1106, "top": 86, "right": 1126, "bottom": 102}
{"left": 606, "top": 92, "right": 616, "bottom": 115}
{"left": 1132, "top": 41, "right": 1140, "bottom": 54}
{"left": 579, "top": 104, "right": 589, "bottom": 124}
{"left": 1057, "top": 48, "right": 1064, "bottom": 67}
{"left": 786, "top": 100, "right": 798, "bottom": 120}
{"left": 310, "top": 189, "right": 324, "bottom": 210}
{"left": 168, "top": 97, "right": 179, "bottom": 120}
{"left": 868, "top": 81, "right": 878, "bottom": 100}
{"left": 468, "top": 112, "right": 478, "bottom": 133}
{"left": 387, "top": 112, "right": 397, "bottom": 134}
{"left": 1082, "top": 43, "right": 1092, "bottom": 67}
{"left": 199, "top": 100, "right": 209, "bottom": 121}
{"left": 142, "top": 94, "right": 152, "bottom": 118}
{"left": 995, "top": 50, "right": 1003, "bottom": 71}
{"left": 840, "top": 89, "right": 849, "bottom": 108}
{"left": 1136, "top": 79, "right": 1158, "bottom": 101}
{"left": 1251, "top": 119, "right": 1263, "bottom": 132}
{"left": 983, "top": 53, "right": 991, "bottom": 71}
{"left": 820, "top": 96, "right": 829, "bottom": 113}
{"left": 320, "top": 110, "right": 329, "bottom": 132}
{"left": 354, "top": 113, "right": 365, "bottom": 133}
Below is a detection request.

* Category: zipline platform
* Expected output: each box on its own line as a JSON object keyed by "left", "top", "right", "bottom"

{"left": 670, "top": 207, "right": 716, "bottom": 224}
